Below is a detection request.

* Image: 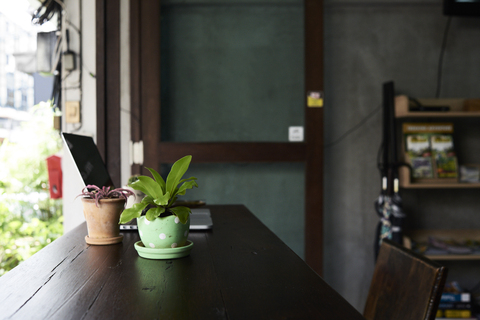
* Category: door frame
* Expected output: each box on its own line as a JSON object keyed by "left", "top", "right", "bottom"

{"left": 97, "top": 0, "right": 324, "bottom": 274}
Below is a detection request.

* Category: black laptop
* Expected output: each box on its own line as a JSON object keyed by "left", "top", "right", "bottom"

{"left": 62, "top": 132, "right": 114, "bottom": 189}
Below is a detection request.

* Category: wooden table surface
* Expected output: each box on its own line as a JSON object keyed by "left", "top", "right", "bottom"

{"left": 0, "top": 205, "right": 365, "bottom": 320}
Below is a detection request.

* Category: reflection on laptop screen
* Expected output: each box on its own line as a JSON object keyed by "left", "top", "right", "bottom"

{"left": 62, "top": 132, "right": 114, "bottom": 188}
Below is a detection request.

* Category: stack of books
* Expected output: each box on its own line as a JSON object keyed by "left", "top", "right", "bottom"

{"left": 436, "top": 292, "right": 475, "bottom": 319}
{"left": 403, "top": 123, "right": 458, "bottom": 183}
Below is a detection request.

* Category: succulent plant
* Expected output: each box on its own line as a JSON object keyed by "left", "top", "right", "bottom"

{"left": 78, "top": 185, "right": 135, "bottom": 208}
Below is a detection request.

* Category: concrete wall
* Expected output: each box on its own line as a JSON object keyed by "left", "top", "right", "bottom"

{"left": 324, "top": 0, "right": 480, "bottom": 310}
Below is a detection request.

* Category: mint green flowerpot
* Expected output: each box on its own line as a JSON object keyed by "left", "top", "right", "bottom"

{"left": 137, "top": 215, "right": 190, "bottom": 249}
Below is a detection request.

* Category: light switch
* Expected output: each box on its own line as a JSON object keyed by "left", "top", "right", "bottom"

{"left": 289, "top": 126, "right": 304, "bottom": 142}
{"left": 66, "top": 101, "right": 80, "bottom": 123}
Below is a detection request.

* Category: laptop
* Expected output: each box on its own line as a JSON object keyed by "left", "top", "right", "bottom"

{"left": 61, "top": 132, "right": 213, "bottom": 230}
{"left": 62, "top": 132, "right": 114, "bottom": 189}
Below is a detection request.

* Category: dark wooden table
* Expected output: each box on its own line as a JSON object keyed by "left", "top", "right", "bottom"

{"left": 0, "top": 205, "right": 365, "bottom": 320}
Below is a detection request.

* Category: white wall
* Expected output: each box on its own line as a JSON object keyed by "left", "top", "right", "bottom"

{"left": 62, "top": 0, "right": 131, "bottom": 233}
{"left": 120, "top": 0, "right": 131, "bottom": 187}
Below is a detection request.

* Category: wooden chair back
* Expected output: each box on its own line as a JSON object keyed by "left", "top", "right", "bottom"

{"left": 363, "top": 239, "right": 448, "bottom": 320}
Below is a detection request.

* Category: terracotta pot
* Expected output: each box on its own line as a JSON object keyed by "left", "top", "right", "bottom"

{"left": 81, "top": 197, "right": 125, "bottom": 245}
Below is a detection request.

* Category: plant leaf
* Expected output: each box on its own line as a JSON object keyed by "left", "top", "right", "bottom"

{"left": 141, "top": 195, "right": 155, "bottom": 205}
{"left": 153, "top": 192, "right": 170, "bottom": 206}
{"left": 129, "top": 179, "right": 150, "bottom": 196}
{"left": 146, "top": 206, "right": 165, "bottom": 221}
{"left": 169, "top": 206, "right": 191, "bottom": 224}
{"left": 178, "top": 176, "right": 197, "bottom": 184}
{"left": 146, "top": 167, "right": 166, "bottom": 193}
{"left": 168, "top": 196, "right": 178, "bottom": 207}
{"left": 174, "top": 179, "right": 198, "bottom": 197}
{"left": 166, "top": 155, "right": 192, "bottom": 196}
{"left": 136, "top": 176, "right": 163, "bottom": 199}
{"left": 119, "top": 202, "right": 148, "bottom": 224}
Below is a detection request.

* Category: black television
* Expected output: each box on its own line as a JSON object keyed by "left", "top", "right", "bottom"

{"left": 444, "top": 0, "right": 480, "bottom": 16}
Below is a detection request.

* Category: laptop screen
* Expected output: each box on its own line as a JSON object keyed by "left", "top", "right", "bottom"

{"left": 62, "top": 132, "right": 114, "bottom": 188}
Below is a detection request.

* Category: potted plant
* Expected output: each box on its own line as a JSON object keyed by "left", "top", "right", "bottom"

{"left": 119, "top": 155, "right": 198, "bottom": 259}
{"left": 78, "top": 185, "right": 134, "bottom": 245}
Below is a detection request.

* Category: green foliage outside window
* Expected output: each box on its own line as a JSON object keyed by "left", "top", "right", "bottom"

{"left": 0, "top": 101, "right": 64, "bottom": 276}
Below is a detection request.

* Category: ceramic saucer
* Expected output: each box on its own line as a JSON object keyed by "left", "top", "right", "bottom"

{"left": 134, "top": 240, "right": 194, "bottom": 259}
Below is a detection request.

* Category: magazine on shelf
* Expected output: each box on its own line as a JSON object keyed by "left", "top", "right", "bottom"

{"left": 430, "top": 134, "right": 458, "bottom": 179}
{"left": 441, "top": 292, "right": 471, "bottom": 303}
{"left": 436, "top": 308, "right": 473, "bottom": 318}
{"left": 459, "top": 165, "right": 480, "bottom": 183}
{"left": 402, "top": 123, "right": 458, "bottom": 183}
{"left": 405, "top": 133, "right": 434, "bottom": 178}
{"left": 436, "top": 291, "right": 474, "bottom": 319}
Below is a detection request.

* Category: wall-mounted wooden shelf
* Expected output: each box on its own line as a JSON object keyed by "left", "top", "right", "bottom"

{"left": 395, "top": 95, "right": 480, "bottom": 118}
{"left": 404, "top": 229, "right": 480, "bottom": 261}
{"left": 396, "top": 95, "right": 480, "bottom": 188}
{"left": 399, "top": 166, "right": 480, "bottom": 189}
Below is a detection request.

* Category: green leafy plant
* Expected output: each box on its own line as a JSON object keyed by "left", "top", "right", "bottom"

{"left": 77, "top": 185, "right": 135, "bottom": 207}
{"left": 119, "top": 155, "right": 198, "bottom": 225}
{"left": 0, "top": 201, "right": 63, "bottom": 276}
{"left": 127, "top": 175, "right": 140, "bottom": 185}
{"left": 0, "top": 100, "right": 63, "bottom": 276}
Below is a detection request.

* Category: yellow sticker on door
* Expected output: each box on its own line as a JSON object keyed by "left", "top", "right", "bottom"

{"left": 307, "top": 91, "right": 323, "bottom": 107}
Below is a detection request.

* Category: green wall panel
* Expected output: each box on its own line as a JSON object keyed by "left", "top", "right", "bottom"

{"left": 159, "top": 1, "right": 306, "bottom": 258}
{"left": 169, "top": 163, "right": 306, "bottom": 258}
{"left": 160, "top": 1, "right": 304, "bottom": 142}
